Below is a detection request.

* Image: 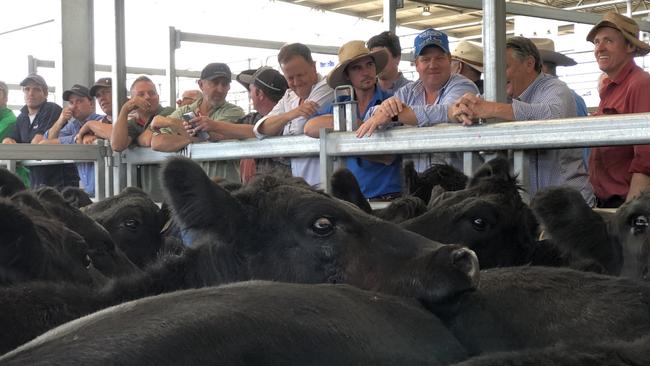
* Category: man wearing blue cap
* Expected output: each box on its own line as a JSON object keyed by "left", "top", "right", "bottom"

{"left": 356, "top": 28, "right": 479, "bottom": 172}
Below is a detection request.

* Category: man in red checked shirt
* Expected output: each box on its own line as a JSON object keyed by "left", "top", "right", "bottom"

{"left": 586, "top": 12, "right": 650, "bottom": 208}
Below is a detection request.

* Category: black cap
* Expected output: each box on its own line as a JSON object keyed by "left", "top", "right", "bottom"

{"left": 236, "top": 67, "right": 288, "bottom": 102}
{"left": 62, "top": 84, "right": 92, "bottom": 101}
{"left": 20, "top": 74, "right": 48, "bottom": 89}
{"left": 200, "top": 63, "right": 232, "bottom": 81}
{"left": 89, "top": 77, "right": 112, "bottom": 97}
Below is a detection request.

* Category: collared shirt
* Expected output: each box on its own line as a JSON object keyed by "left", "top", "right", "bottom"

{"left": 0, "top": 107, "right": 17, "bottom": 140}
{"left": 319, "top": 86, "right": 402, "bottom": 199}
{"left": 513, "top": 72, "right": 594, "bottom": 204}
{"left": 162, "top": 96, "right": 245, "bottom": 183}
{"left": 254, "top": 75, "right": 334, "bottom": 187}
{"left": 9, "top": 102, "right": 79, "bottom": 189}
{"left": 168, "top": 97, "right": 244, "bottom": 124}
{"left": 589, "top": 60, "right": 650, "bottom": 202}
{"left": 127, "top": 105, "right": 176, "bottom": 142}
{"left": 395, "top": 74, "right": 478, "bottom": 173}
{"left": 44, "top": 113, "right": 103, "bottom": 197}
{"left": 395, "top": 73, "right": 478, "bottom": 127}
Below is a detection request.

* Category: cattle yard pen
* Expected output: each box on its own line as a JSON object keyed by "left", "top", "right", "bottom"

{"left": 4, "top": 1, "right": 650, "bottom": 200}
{"left": 2, "top": 113, "right": 650, "bottom": 201}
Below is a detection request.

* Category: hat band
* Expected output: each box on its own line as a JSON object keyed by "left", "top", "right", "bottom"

{"left": 453, "top": 56, "right": 482, "bottom": 69}
{"left": 256, "top": 78, "right": 283, "bottom": 92}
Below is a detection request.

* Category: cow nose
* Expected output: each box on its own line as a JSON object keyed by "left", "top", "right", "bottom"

{"left": 451, "top": 247, "right": 480, "bottom": 288}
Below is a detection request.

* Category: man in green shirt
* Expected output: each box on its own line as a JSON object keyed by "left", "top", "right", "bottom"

{"left": 111, "top": 76, "right": 175, "bottom": 200}
{"left": 0, "top": 81, "right": 29, "bottom": 186}
{"left": 150, "top": 63, "right": 244, "bottom": 182}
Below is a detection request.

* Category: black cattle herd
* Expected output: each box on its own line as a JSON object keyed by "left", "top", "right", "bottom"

{"left": 0, "top": 157, "right": 648, "bottom": 365}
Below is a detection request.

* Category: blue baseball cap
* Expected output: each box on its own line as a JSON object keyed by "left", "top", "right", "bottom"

{"left": 413, "top": 28, "right": 450, "bottom": 57}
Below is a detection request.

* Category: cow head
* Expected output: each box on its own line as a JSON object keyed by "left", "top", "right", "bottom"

{"left": 531, "top": 186, "right": 620, "bottom": 275}
{"left": 31, "top": 187, "right": 141, "bottom": 278}
{"left": 0, "top": 168, "right": 26, "bottom": 198}
{"left": 402, "top": 157, "right": 539, "bottom": 268}
{"left": 84, "top": 187, "right": 166, "bottom": 269}
{"left": 613, "top": 191, "right": 650, "bottom": 281}
{"left": 404, "top": 161, "right": 468, "bottom": 205}
{"left": 0, "top": 198, "right": 98, "bottom": 286}
{"left": 162, "top": 157, "right": 480, "bottom": 304}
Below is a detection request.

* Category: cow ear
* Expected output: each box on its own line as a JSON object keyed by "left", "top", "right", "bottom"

{"left": 161, "top": 157, "right": 247, "bottom": 243}
{"left": 331, "top": 168, "right": 372, "bottom": 213}
{"left": 0, "top": 199, "right": 44, "bottom": 278}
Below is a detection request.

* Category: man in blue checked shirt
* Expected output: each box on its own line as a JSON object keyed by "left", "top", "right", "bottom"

{"left": 452, "top": 36, "right": 594, "bottom": 205}
{"left": 41, "top": 84, "right": 103, "bottom": 197}
{"left": 356, "top": 28, "right": 479, "bottom": 172}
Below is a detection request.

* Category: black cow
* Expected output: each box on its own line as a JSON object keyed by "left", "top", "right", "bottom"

{"left": 0, "top": 168, "right": 26, "bottom": 197}
{"left": 30, "top": 187, "right": 140, "bottom": 278}
{"left": 60, "top": 187, "right": 93, "bottom": 209}
{"left": 530, "top": 186, "right": 621, "bottom": 274}
{"left": 402, "top": 157, "right": 540, "bottom": 268}
{"left": 612, "top": 191, "right": 650, "bottom": 280}
{"left": 0, "top": 198, "right": 98, "bottom": 286}
{"left": 404, "top": 160, "right": 468, "bottom": 205}
{"left": 83, "top": 187, "right": 168, "bottom": 269}
{"left": 0, "top": 282, "right": 469, "bottom": 365}
{"left": 451, "top": 335, "right": 650, "bottom": 366}
{"left": 0, "top": 157, "right": 479, "bottom": 353}
{"left": 330, "top": 168, "right": 427, "bottom": 223}
{"left": 429, "top": 266, "right": 650, "bottom": 357}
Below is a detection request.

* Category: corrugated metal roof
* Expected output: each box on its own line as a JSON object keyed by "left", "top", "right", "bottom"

{"left": 278, "top": 0, "right": 650, "bottom": 39}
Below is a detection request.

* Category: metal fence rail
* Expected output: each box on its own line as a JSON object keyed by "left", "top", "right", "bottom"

{"left": 0, "top": 144, "right": 110, "bottom": 199}
{"left": 2, "top": 113, "right": 650, "bottom": 200}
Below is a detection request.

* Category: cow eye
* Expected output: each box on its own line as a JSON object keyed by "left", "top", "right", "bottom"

{"left": 631, "top": 215, "right": 649, "bottom": 235}
{"left": 123, "top": 219, "right": 139, "bottom": 229}
{"left": 312, "top": 217, "right": 335, "bottom": 237}
{"left": 471, "top": 217, "right": 487, "bottom": 231}
{"left": 83, "top": 254, "right": 92, "bottom": 269}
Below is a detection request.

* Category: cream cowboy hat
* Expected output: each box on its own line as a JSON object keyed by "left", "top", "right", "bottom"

{"left": 327, "top": 40, "right": 389, "bottom": 88}
{"left": 451, "top": 41, "right": 484, "bottom": 73}
{"left": 530, "top": 38, "right": 577, "bottom": 67}
{"left": 587, "top": 12, "right": 650, "bottom": 56}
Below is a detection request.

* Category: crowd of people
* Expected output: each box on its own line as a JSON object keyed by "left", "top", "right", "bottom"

{"left": 1, "top": 11, "right": 649, "bottom": 208}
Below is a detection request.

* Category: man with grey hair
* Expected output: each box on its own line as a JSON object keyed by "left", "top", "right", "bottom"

{"left": 452, "top": 36, "right": 594, "bottom": 204}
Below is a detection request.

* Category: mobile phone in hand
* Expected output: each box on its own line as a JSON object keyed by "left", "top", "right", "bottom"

{"left": 182, "top": 112, "right": 209, "bottom": 141}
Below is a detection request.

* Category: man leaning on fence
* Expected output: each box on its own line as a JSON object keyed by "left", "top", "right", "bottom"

{"left": 304, "top": 40, "right": 402, "bottom": 201}
{"left": 452, "top": 36, "right": 594, "bottom": 205}
{"left": 41, "top": 84, "right": 103, "bottom": 197}
{"left": 356, "top": 28, "right": 479, "bottom": 173}
{"left": 253, "top": 43, "right": 334, "bottom": 187}
{"left": 110, "top": 76, "right": 175, "bottom": 200}
{"left": 2, "top": 74, "right": 79, "bottom": 190}
{"left": 586, "top": 12, "right": 650, "bottom": 208}
{"left": 150, "top": 62, "right": 245, "bottom": 183}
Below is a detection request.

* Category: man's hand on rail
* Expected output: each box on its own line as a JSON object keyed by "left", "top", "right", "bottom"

{"left": 378, "top": 96, "right": 404, "bottom": 118}
{"left": 355, "top": 107, "right": 391, "bottom": 138}
{"left": 81, "top": 134, "right": 97, "bottom": 145}
{"left": 1, "top": 138, "right": 16, "bottom": 144}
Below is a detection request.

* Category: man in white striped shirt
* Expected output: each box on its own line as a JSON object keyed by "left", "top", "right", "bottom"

{"left": 453, "top": 36, "right": 594, "bottom": 205}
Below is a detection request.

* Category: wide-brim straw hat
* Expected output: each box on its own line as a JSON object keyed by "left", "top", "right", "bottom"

{"left": 530, "top": 38, "right": 577, "bottom": 67}
{"left": 451, "top": 40, "right": 484, "bottom": 73}
{"left": 327, "top": 40, "right": 389, "bottom": 88}
{"left": 587, "top": 11, "right": 650, "bottom": 56}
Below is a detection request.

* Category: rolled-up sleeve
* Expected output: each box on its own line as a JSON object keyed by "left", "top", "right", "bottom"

{"left": 253, "top": 102, "right": 283, "bottom": 139}
{"left": 398, "top": 76, "right": 478, "bottom": 127}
